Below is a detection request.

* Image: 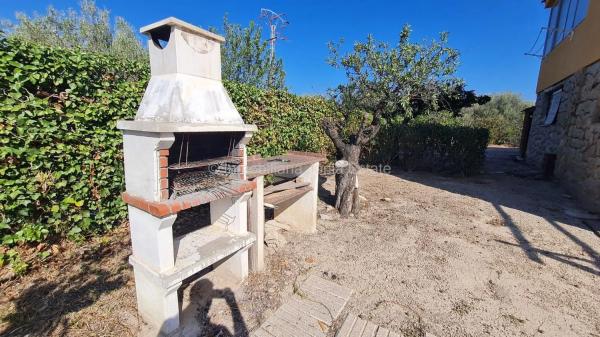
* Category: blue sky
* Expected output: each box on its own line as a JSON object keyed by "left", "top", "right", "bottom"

{"left": 1, "top": 0, "right": 548, "bottom": 101}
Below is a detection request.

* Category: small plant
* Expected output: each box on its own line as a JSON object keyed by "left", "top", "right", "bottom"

{"left": 2, "top": 224, "right": 49, "bottom": 246}
{"left": 1, "top": 249, "right": 29, "bottom": 275}
{"left": 37, "top": 250, "right": 51, "bottom": 261}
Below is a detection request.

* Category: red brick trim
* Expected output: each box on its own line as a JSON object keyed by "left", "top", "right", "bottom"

{"left": 122, "top": 179, "right": 257, "bottom": 218}
{"left": 159, "top": 156, "right": 168, "bottom": 168}
{"left": 160, "top": 178, "right": 168, "bottom": 190}
{"left": 230, "top": 148, "right": 245, "bottom": 157}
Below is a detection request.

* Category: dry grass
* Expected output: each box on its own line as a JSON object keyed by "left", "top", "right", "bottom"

{"left": 0, "top": 224, "right": 139, "bottom": 337}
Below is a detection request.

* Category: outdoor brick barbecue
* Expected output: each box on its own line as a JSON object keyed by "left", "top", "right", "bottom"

{"left": 117, "top": 17, "right": 258, "bottom": 335}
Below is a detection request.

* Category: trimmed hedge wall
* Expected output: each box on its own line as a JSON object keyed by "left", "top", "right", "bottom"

{"left": 0, "top": 38, "right": 334, "bottom": 246}
{"left": 364, "top": 121, "right": 489, "bottom": 175}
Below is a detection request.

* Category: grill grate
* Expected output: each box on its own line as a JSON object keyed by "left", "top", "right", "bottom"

{"left": 168, "top": 134, "right": 242, "bottom": 199}
{"left": 168, "top": 156, "right": 242, "bottom": 171}
{"left": 169, "top": 164, "right": 239, "bottom": 199}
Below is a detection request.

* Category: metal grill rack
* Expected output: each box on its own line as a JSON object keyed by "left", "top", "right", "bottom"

{"left": 169, "top": 161, "right": 241, "bottom": 199}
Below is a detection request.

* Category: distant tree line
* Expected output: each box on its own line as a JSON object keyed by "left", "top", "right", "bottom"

{"left": 216, "top": 15, "right": 286, "bottom": 90}
{"left": 1, "top": 0, "right": 146, "bottom": 61}
{"left": 460, "top": 93, "right": 532, "bottom": 146}
{"left": 1, "top": 1, "right": 286, "bottom": 90}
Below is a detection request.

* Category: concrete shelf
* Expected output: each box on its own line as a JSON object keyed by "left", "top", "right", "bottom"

{"left": 117, "top": 120, "right": 257, "bottom": 133}
{"left": 170, "top": 225, "right": 255, "bottom": 284}
{"left": 264, "top": 186, "right": 313, "bottom": 212}
{"left": 131, "top": 225, "right": 256, "bottom": 288}
{"left": 246, "top": 152, "right": 325, "bottom": 179}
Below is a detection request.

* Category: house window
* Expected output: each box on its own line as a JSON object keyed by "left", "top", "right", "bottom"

{"left": 544, "top": 89, "right": 562, "bottom": 125}
{"left": 543, "top": 0, "right": 590, "bottom": 56}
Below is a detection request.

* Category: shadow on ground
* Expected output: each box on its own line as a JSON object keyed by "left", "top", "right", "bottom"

{"left": 1, "top": 242, "right": 131, "bottom": 337}
{"left": 387, "top": 146, "right": 600, "bottom": 276}
{"left": 164, "top": 279, "right": 248, "bottom": 337}
{"left": 318, "top": 175, "right": 336, "bottom": 207}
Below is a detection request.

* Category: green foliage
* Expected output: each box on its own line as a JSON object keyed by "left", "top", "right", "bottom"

{"left": 225, "top": 81, "right": 335, "bottom": 157}
{"left": 2, "top": 224, "right": 49, "bottom": 245}
{"left": 0, "top": 249, "right": 29, "bottom": 275}
{"left": 324, "top": 25, "right": 462, "bottom": 156}
{"left": 437, "top": 84, "right": 491, "bottom": 116}
{"left": 1, "top": 0, "right": 146, "bottom": 61}
{"left": 0, "top": 38, "right": 333, "bottom": 250}
{"left": 411, "top": 111, "right": 463, "bottom": 126}
{"left": 460, "top": 93, "right": 531, "bottom": 146}
{"left": 0, "top": 37, "right": 149, "bottom": 247}
{"left": 218, "top": 16, "right": 286, "bottom": 90}
{"left": 364, "top": 119, "right": 489, "bottom": 176}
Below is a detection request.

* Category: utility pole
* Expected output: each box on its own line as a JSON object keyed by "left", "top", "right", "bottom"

{"left": 260, "top": 8, "right": 288, "bottom": 87}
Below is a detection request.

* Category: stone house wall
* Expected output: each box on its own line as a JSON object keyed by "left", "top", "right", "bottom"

{"left": 526, "top": 60, "right": 600, "bottom": 212}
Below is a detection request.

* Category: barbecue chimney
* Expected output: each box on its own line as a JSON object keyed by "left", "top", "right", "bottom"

{"left": 117, "top": 17, "right": 257, "bottom": 335}
{"left": 135, "top": 17, "right": 243, "bottom": 124}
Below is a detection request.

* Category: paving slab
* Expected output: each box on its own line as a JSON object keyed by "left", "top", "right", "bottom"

{"left": 252, "top": 275, "right": 353, "bottom": 337}
{"left": 298, "top": 275, "right": 353, "bottom": 320}
{"left": 336, "top": 314, "right": 403, "bottom": 337}
{"left": 335, "top": 314, "right": 439, "bottom": 337}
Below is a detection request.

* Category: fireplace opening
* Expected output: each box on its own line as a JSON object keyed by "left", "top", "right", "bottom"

{"left": 172, "top": 203, "right": 211, "bottom": 237}
{"left": 168, "top": 132, "right": 245, "bottom": 199}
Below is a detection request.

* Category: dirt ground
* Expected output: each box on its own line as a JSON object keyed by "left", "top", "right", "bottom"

{"left": 1, "top": 146, "right": 599, "bottom": 337}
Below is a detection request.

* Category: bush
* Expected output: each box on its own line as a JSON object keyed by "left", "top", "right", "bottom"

{"left": 225, "top": 81, "right": 335, "bottom": 157}
{"left": 0, "top": 38, "right": 334, "bottom": 251}
{"left": 0, "top": 37, "right": 148, "bottom": 247}
{"left": 364, "top": 119, "right": 489, "bottom": 175}
{"left": 460, "top": 93, "right": 531, "bottom": 146}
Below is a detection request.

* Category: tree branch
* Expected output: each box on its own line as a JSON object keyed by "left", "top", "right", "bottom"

{"left": 322, "top": 119, "right": 347, "bottom": 153}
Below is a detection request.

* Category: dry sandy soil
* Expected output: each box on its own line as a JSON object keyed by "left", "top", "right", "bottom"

{"left": 1, "top": 147, "right": 599, "bottom": 337}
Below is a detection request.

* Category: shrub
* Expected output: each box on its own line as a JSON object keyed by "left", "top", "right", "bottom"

{"left": 411, "top": 110, "right": 463, "bottom": 126}
{"left": 364, "top": 119, "right": 489, "bottom": 175}
{"left": 0, "top": 37, "right": 334, "bottom": 251}
{"left": 460, "top": 93, "right": 531, "bottom": 146}
{"left": 0, "top": 37, "right": 148, "bottom": 247}
{"left": 225, "top": 81, "right": 335, "bottom": 157}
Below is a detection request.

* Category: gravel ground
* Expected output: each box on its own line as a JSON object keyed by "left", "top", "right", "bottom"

{"left": 1, "top": 146, "right": 599, "bottom": 337}
{"left": 275, "top": 148, "right": 600, "bottom": 337}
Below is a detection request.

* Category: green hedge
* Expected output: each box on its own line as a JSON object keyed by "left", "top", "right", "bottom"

{"left": 364, "top": 120, "right": 489, "bottom": 175}
{"left": 225, "top": 81, "right": 335, "bottom": 157}
{"left": 0, "top": 38, "right": 334, "bottom": 247}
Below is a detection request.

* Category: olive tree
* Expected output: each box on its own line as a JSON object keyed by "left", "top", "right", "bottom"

{"left": 324, "top": 25, "right": 461, "bottom": 216}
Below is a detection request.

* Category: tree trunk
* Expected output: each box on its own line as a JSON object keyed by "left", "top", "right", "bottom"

{"left": 334, "top": 146, "right": 361, "bottom": 217}
{"left": 322, "top": 119, "right": 374, "bottom": 218}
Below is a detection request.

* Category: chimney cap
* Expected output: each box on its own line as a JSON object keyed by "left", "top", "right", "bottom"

{"left": 140, "top": 17, "right": 225, "bottom": 43}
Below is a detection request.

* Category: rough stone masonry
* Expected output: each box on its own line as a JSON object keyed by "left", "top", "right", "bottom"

{"left": 527, "top": 60, "right": 600, "bottom": 212}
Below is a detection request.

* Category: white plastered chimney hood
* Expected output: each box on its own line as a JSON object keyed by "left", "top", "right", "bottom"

{"left": 117, "top": 17, "right": 256, "bottom": 133}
